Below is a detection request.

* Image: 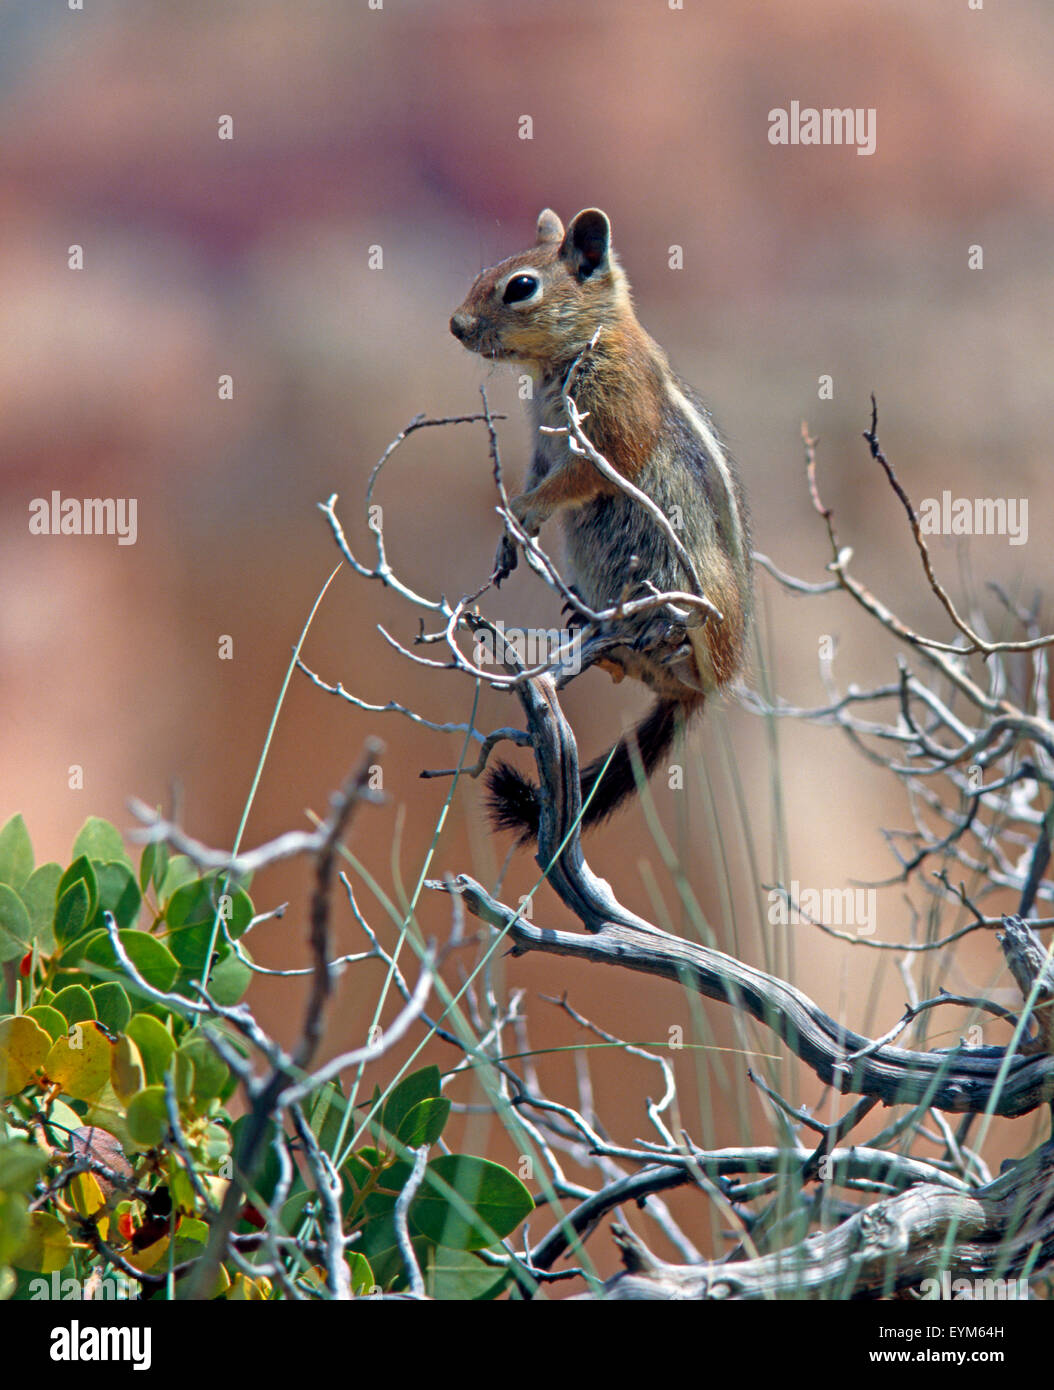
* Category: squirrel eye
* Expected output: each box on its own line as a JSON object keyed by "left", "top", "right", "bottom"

{"left": 502, "top": 274, "right": 539, "bottom": 305}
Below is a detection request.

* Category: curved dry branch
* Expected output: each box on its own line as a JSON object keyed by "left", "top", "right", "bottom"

{"left": 443, "top": 872, "right": 1054, "bottom": 1118}
{"left": 432, "top": 673, "right": 1054, "bottom": 1119}
{"left": 598, "top": 1140, "right": 1054, "bottom": 1300}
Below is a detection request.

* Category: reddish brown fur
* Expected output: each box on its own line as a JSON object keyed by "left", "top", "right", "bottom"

{"left": 450, "top": 208, "right": 752, "bottom": 841}
{"left": 568, "top": 325, "right": 667, "bottom": 480}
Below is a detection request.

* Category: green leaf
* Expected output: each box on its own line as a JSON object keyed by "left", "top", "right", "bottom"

{"left": 82, "top": 1081, "right": 131, "bottom": 1143}
{"left": 411, "top": 1156, "right": 534, "bottom": 1251}
{"left": 278, "top": 1189, "right": 316, "bottom": 1236}
{"left": 0, "top": 1190, "right": 29, "bottom": 1265}
{"left": 165, "top": 922, "right": 217, "bottom": 972}
{"left": 353, "top": 1218, "right": 431, "bottom": 1292}
{"left": 381, "top": 1065, "right": 441, "bottom": 1144}
{"left": 205, "top": 947, "right": 251, "bottom": 1006}
{"left": 307, "top": 1081, "right": 351, "bottom": 1157}
{"left": 165, "top": 878, "right": 218, "bottom": 930}
{"left": 171, "top": 1049, "right": 194, "bottom": 1104}
{"left": 41, "top": 1099, "right": 82, "bottom": 1144}
{"left": 139, "top": 840, "right": 169, "bottom": 894}
{"left": 347, "top": 1252, "right": 375, "bottom": 1297}
{"left": 110, "top": 1034, "right": 145, "bottom": 1103}
{"left": 24, "top": 1005, "right": 67, "bottom": 1042}
{"left": 177, "top": 1032, "right": 228, "bottom": 1105}
{"left": 90, "top": 982, "right": 131, "bottom": 1034}
{"left": 0, "top": 1139, "right": 49, "bottom": 1194}
{"left": 90, "top": 862, "right": 142, "bottom": 931}
{"left": 11, "top": 1209, "right": 73, "bottom": 1273}
{"left": 222, "top": 887, "right": 253, "bottom": 940}
{"left": 53, "top": 880, "right": 92, "bottom": 945}
{"left": 200, "top": 1120, "right": 231, "bottom": 1166}
{"left": 72, "top": 818, "right": 131, "bottom": 869}
{"left": 0, "top": 815, "right": 34, "bottom": 892}
{"left": 230, "top": 1115, "right": 282, "bottom": 1206}
{"left": 174, "top": 1215, "right": 208, "bottom": 1249}
{"left": 164, "top": 875, "right": 253, "bottom": 945}
{"left": 81, "top": 927, "right": 179, "bottom": 993}
{"left": 395, "top": 1096, "right": 451, "bottom": 1148}
{"left": 21, "top": 863, "right": 62, "bottom": 950}
{"left": 125, "top": 1015, "right": 174, "bottom": 1086}
{"left": 0, "top": 885, "right": 31, "bottom": 963}
{"left": 50, "top": 985, "right": 96, "bottom": 1026}
{"left": 45, "top": 1022, "right": 114, "bottom": 1101}
{"left": 125, "top": 1086, "right": 168, "bottom": 1148}
{"left": 57, "top": 857, "right": 98, "bottom": 923}
{"left": 156, "top": 855, "right": 198, "bottom": 904}
{"left": 427, "top": 1247, "right": 510, "bottom": 1301}
{"left": 0, "top": 1011, "right": 51, "bottom": 1095}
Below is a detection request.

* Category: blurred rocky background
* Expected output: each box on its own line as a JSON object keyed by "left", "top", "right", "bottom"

{"left": 2, "top": 0, "right": 1052, "bottom": 1270}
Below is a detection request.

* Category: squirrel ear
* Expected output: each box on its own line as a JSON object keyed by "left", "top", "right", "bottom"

{"left": 563, "top": 209, "right": 611, "bottom": 278}
{"left": 536, "top": 209, "right": 565, "bottom": 245}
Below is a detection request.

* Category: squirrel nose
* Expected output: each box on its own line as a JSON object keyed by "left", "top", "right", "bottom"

{"left": 450, "top": 312, "right": 472, "bottom": 341}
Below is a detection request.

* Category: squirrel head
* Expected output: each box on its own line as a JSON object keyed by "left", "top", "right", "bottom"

{"left": 450, "top": 208, "right": 632, "bottom": 368}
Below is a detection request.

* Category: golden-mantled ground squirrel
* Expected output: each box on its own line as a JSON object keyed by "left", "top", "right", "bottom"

{"left": 450, "top": 208, "right": 752, "bottom": 841}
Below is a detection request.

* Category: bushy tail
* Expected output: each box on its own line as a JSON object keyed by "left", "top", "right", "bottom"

{"left": 486, "top": 698, "right": 700, "bottom": 844}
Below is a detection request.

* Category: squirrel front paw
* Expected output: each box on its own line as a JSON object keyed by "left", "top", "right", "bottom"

{"left": 630, "top": 612, "right": 689, "bottom": 655}
{"left": 492, "top": 534, "right": 518, "bottom": 587}
{"left": 560, "top": 586, "right": 587, "bottom": 631}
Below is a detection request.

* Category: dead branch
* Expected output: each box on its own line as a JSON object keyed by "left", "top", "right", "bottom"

{"left": 598, "top": 1141, "right": 1054, "bottom": 1300}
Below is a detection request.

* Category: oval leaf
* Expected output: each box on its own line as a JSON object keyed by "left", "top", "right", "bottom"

{"left": 177, "top": 1033, "right": 229, "bottom": 1105}
{"left": 125, "top": 1015, "right": 175, "bottom": 1086}
{"left": 0, "top": 885, "right": 31, "bottom": 963}
{"left": 411, "top": 1155, "right": 533, "bottom": 1251}
{"left": 51, "top": 985, "right": 97, "bottom": 1026}
{"left": 0, "top": 1191, "right": 30, "bottom": 1266}
{"left": 54, "top": 880, "right": 92, "bottom": 945}
{"left": 82, "top": 927, "right": 179, "bottom": 993}
{"left": 165, "top": 878, "right": 219, "bottom": 930}
{"left": 205, "top": 948, "right": 252, "bottom": 1006}
{"left": 126, "top": 1086, "right": 168, "bottom": 1148}
{"left": 110, "top": 1034, "right": 146, "bottom": 1103}
{"left": 91, "top": 982, "right": 132, "bottom": 1034}
{"left": 0, "top": 1014, "right": 52, "bottom": 1095}
{"left": 381, "top": 1065, "right": 442, "bottom": 1143}
{"left": 428, "top": 1247, "right": 510, "bottom": 1301}
{"left": 72, "top": 818, "right": 131, "bottom": 868}
{"left": 24, "top": 1005, "right": 67, "bottom": 1043}
{"left": 46, "top": 1022, "right": 114, "bottom": 1101}
{"left": 57, "top": 857, "right": 98, "bottom": 923}
{"left": 91, "top": 862, "right": 142, "bottom": 931}
{"left": 21, "top": 863, "right": 62, "bottom": 950}
{"left": 12, "top": 1211, "right": 76, "bottom": 1273}
{"left": 138, "top": 840, "right": 168, "bottom": 893}
{"left": 347, "top": 1251, "right": 376, "bottom": 1297}
{"left": 157, "top": 857, "right": 201, "bottom": 909}
{"left": 396, "top": 1097, "right": 451, "bottom": 1148}
{"left": 0, "top": 1138, "right": 49, "bottom": 1194}
{"left": 0, "top": 814, "right": 34, "bottom": 892}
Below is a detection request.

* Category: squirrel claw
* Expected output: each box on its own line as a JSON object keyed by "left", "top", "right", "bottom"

{"left": 631, "top": 616, "right": 689, "bottom": 655}
{"left": 492, "top": 536, "right": 518, "bottom": 587}
{"left": 560, "top": 588, "right": 586, "bottom": 628}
